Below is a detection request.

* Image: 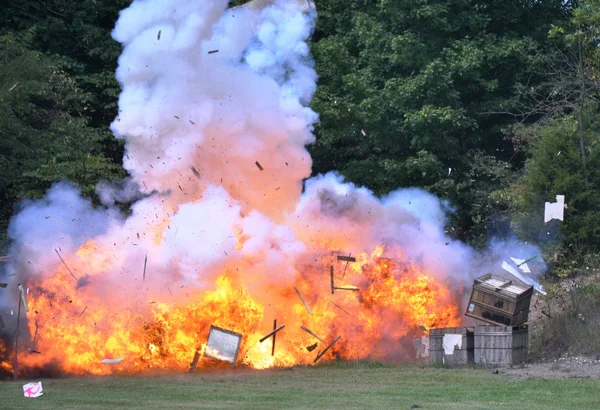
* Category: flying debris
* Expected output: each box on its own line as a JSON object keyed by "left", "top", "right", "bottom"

{"left": 544, "top": 195, "right": 565, "bottom": 223}
{"left": 142, "top": 253, "right": 148, "bottom": 281}
{"left": 270, "top": 320, "right": 278, "bottom": 356}
{"left": 157, "top": 30, "right": 161, "bottom": 40}
{"left": 100, "top": 358, "right": 124, "bottom": 364}
{"left": 501, "top": 261, "right": 546, "bottom": 295}
{"left": 300, "top": 325, "right": 324, "bottom": 343}
{"left": 18, "top": 284, "right": 29, "bottom": 312}
{"left": 509, "top": 256, "right": 537, "bottom": 274}
{"left": 204, "top": 325, "right": 242, "bottom": 365}
{"left": 293, "top": 287, "right": 313, "bottom": 315}
{"left": 337, "top": 255, "right": 356, "bottom": 262}
{"left": 190, "top": 166, "right": 201, "bottom": 180}
{"left": 208, "top": 49, "right": 219, "bottom": 54}
{"left": 314, "top": 336, "right": 341, "bottom": 363}
{"left": 330, "top": 265, "right": 334, "bottom": 294}
{"left": 255, "top": 161, "right": 264, "bottom": 171}
{"left": 259, "top": 324, "right": 285, "bottom": 343}
{"left": 55, "top": 249, "right": 79, "bottom": 282}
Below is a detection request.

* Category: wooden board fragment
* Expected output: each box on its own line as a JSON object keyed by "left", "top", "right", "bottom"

{"left": 300, "top": 325, "right": 324, "bottom": 343}
{"left": 337, "top": 256, "right": 356, "bottom": 262}
{"left": 271, "top": 320, "right": 277, "bottom": 356}
{"left": 293, "top": 286, "right": 313, "bottom": 315}
{"left": 189, "top": 349, "right": 201, "bottom": 373}
{"left": 330, "top": 265, "right": 334, "bottom": 294}
{"left": 314, "top": 336, "right": 341, "bottom": 363}
{"left": 259, "top": 324, "right": 285, "bottom": 343}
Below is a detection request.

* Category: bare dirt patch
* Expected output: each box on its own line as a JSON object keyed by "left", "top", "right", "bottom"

{"left": 500, "top": 357, "right": 600, "bottom": 380}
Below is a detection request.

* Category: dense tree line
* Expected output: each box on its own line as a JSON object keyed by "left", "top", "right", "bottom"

{"left": 1, "top": 0, "right": 599, "bottom": 277}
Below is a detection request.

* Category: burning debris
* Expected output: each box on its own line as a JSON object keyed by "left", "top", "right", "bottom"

{"left": 314, "top": 336, "right": 341, "bottom": 363}
{"left": 189, "top": 349, "right": 201, "bottom": 373}
{"left": 306, "top": 343, "right": 318, "bottom": 352}
{"left": 259, "top": 324, "right": 285, "bottom": 343}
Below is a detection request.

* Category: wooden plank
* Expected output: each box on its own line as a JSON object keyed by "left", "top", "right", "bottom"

{"left": 330, "top": 266, "right": 334, "bottom": 294}
{"left": 259, "top": 324, "right": 285, "bottom": 343}
{"left": 337, "top": 255, "right": 356, "bottom": 262}
{"left": 293, "top": 287, "right": 313, "bottom": 315}
{"left": 314, "top": 336, "right": 341, "bottom": 363}
{"left": 300, "top": 325, "right": 325, "bottom": 343}
{"left": 271, "top": 320, "right": 277, "bottom": 356}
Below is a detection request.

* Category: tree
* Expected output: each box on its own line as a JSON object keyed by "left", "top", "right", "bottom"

{"left": 495, "top": 0, "right": 600, "bottom": 267}
{"left": 0, "top": 31, "right": 124, "bottom": 248}
{"left": 309, "top": 0, "right": 572, "bottom": 244}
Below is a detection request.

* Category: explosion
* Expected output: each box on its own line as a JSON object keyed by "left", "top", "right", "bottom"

{"left": 0, "top": 0, "right": 468, "bottom": 375}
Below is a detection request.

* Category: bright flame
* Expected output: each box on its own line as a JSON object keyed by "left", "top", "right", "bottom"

{"left": 5, "top": 245, "right": 460, "bottom": 375}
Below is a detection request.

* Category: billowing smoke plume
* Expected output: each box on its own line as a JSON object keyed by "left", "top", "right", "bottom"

{"left": 0, "top": 0, "right": 545, "bottom": 373}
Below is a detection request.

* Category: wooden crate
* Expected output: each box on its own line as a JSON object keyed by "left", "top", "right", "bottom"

{"left": 465, "top": 273, "right": 533, "bottom": 326}
{"left": 474, "top": 325, "right": 528, "bottom": 366}
{"left": 429, "top": 327, "right": 474, "bottom": 365}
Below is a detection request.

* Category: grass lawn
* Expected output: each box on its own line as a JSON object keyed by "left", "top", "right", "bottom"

{"left": 0, "top": 362, "right": 598, "bottom": 409}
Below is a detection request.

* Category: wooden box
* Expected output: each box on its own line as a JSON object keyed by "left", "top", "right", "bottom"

{"left": 474, "top": 325, "right": 528, "bottom": 366}
{"left": 465, "top": 274, "right": 533, "bottom": 326}
{"left": 429, "top": 327, "right": 474, "bottom": 366}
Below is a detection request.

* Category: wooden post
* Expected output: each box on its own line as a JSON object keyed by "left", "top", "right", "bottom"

{"left": 330, "top": 266, "right": 334, "bottom": 294}
{"left": 293, "top": 287, "right": 313, "bottom": 315}
{"left": 259, "top": 325, "right": 285, "bottom": 343}
{"left": 143, "top": 254, "right": 148, "bottom": 281}
{"left": 271, "top": 320, "right": 277, "bottom": 356}
{"left": 300, "top": 325, "right": 325, "bottom": 343}
{"left": 13, "top": 286, "right": 22, "bottom": 380}
{"left": 189, "top": 348, "right": 201, "bottom": 373}
{"left": 314, "top": 336, "right": 341, "bottom": 363}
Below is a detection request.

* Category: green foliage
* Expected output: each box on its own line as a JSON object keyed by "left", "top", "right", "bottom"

{"left": 0, "top": 31, "right": 125, "bottom": 243}
{"left": 501, "top": 112, "right": 600, "bottom": 273}
{"left": 310, "top": 0, "right": 570, "bottom": 243}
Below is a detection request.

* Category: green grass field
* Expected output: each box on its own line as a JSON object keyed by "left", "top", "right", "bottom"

{"left": 1, "top": 362, "right": 598, "bottom": 409}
